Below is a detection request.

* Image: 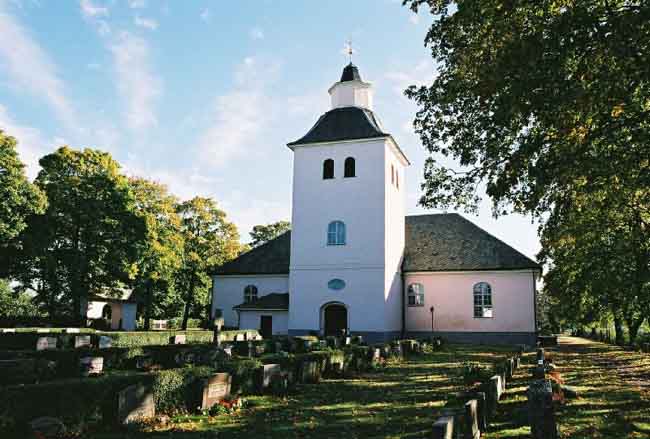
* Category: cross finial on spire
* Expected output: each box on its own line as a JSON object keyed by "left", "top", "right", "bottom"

{"left": 346, "top": 39, "right": 353, "bottom": 64}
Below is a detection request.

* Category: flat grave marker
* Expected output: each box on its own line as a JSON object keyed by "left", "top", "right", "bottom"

{"left": 36, "top": 336, "right": 57, "bottom": 351}
{"left": 98, "top": 336, "right": 112, "bottom": 349}
{"left": 80, "top": 356, "right": 104, "bottom": 376}
{"left": 75, "top": 335, "right": 91, "bottom": 349}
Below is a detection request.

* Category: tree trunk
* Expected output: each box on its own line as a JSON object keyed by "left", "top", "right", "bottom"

{"left": 182, "top": 272, "right": 196, "bottom": 330}
{"left": 613, "top": 315, "right": 625, "bottom": 345}
{"left": 627, "top": 317, "right": 644, "bottom": 345}
{"left": 144, "top": 280, "right": 153, "bottom": 330}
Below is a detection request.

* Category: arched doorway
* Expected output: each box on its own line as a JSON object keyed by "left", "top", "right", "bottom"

{"left": 322, "top": 302, "right": 348, "bottom": 337}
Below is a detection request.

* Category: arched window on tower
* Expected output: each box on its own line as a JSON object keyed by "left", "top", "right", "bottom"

{"left": 327, "top": 221, "right": 346, "bottom": 245}
{"left": 391, "top": 165, "right": 395, "bottom": 185}
{"left": 344, "top": 157, "right": 355, "bottom": 178}
{"left": 323, "top": 159, "right": 334, "bottom": 179}
{"left": 244, "top": 285, "right": 258, "bottom": 303}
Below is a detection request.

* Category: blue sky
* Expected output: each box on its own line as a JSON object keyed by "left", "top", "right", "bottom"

{"left": 0, "top": 0, "right": 540, "bottom": 259}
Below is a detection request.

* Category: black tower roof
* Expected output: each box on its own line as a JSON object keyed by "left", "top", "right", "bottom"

{"left": 340, "top": 63, "right": 362, "bottom": 82}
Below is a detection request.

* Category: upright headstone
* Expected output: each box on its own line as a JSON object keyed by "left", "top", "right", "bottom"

{"left": 98, "top": 336, "right": 112, "bottom": 349}
{"left": 318, "top": 340, "right": 328, "bottom": 350}
{"left": 79, "top": 356, "right": 104, "bottom": 376}
{"left": 235, "top": 333, "right": 245, "bottom": 341}
{"left": 300, "top": 360, "right": 320, "bottom": 383}
{"left": 75, "top": 335, "right": 91, "bottom": 349}
{"left": 169, "top": 334, "right": 186, "bottom": 345}
{"left": 36, "top": 337, "right": 57, "bottom": 351}
{"left": 345, "top": 336, "right": 351, "bottom": 346}
{"left": 212, "top": 327, "right": 221, "bottom": 347}
{"left": 118, "top": 384, "right": 155, "bottom": 424}
{"left": 487, "top": 375, "right": 501, "bottom": 417}
{"left": 260, "top": 364, "right": 282, "bottom": 390}
{"left": 274, "top": 341, "right": 283, "bottom": 353}
{"left": 464, "top": 399, "right": 480, "bottom": 439}
{"left": 536, "top": 348, "right": 545, "bottom": 366}
{"left": 473, "top": 391, "right": 487, "bottom": 432}
{"left": 514, "top": 356, "right": 521, "bottom": 369}
{"left": 223, "top": 346, "right": 233, "bottom": 357}
{"left": 527, "top": 380, "right": 558, "bottom": 439}
{"left": 506, "top": 358, "right": 514, "bottom": 380}
{"left": 201, "top": 373, "right": 231, "bottom": 409}
{"left": 432, "top": 416, "right": 454, "bottom": 439}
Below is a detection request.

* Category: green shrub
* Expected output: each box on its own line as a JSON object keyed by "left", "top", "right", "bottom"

{"left": 152, "top": 366, "right": 215, "bottom": 413}
{"left": 221, "top": 359, "right": 263, "bottom": 394}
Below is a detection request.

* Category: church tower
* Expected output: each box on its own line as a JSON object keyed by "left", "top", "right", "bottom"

{"left": 287, "top": 63, "right": 409, "bottom": 342}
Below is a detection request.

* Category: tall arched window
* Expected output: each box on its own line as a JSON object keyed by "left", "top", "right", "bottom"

{"left": 323, "top": 159, "right": 334, "bottom": 179}
{"left": 244, "top": 285, "right": 258, "bottom": 303}
{"left": 396, "top": 170, "right": 399, "bottom": 189}
{"left": 344, "top": 157, "right": 355, "bottom": 178}
{"left": 327, "top": 221, "right": 346, "bottom": 245}
{"left": 407, "top": 283, "right": 424, "bottom": 306}
{"left": 391, "top": 165, "right": 395, "bottom": 184}
{"left": 473, "top": 282, "right": 493, "bottom": 318}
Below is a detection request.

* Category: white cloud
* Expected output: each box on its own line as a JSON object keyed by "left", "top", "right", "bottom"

{"left": 0, "top": 104, "right": 58, "bottom": 179}
{"left": 134, "top": 16, "right": 158, "bottom": 30}
{"left": 79, "top": 0, "right": 108, "bottom": 18}
{"left": 249, "top": 27, "right": 264, "bottom": 40}
{"left": 128, "top": 0, "right": 146, "bottom": 8}
{"left": 109, "top": 31, "right": 162, "bottom": 131}
{"left": 200, "top": 8, "right": 210, "bottom": 22}
{"left": 0, "top": 4, "right": 77, "bottom": 130}
{"left": 197, "top": 57, "right": 280, "bottom": 165}
{"left": 385, "top": 59, "right": 437, "bottom": 96}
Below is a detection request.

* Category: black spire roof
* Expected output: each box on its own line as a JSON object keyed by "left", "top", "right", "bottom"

{"left": 340, "top": 63, "right": 362, "bottom": 82}
{"left": 287, "top": 106, "right": 388, "bottom": 146}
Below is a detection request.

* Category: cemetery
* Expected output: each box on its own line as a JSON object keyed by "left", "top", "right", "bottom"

{"left": 1, "top": 326, "right": 646, "bottom": 438}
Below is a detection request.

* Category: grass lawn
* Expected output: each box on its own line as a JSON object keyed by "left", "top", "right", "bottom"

{"left": 92, "top": 337, "right": 650, "bottom": 438}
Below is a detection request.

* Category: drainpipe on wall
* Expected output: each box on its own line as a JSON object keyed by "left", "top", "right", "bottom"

{"left": 401, "top": 271, "right": 406, "bottom": 338}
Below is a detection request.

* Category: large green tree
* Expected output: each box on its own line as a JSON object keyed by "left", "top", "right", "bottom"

{"left": 129, "top": 177, "right": 184, "bottom": 329}
{"left": 404, "top": 0, "right": 650, "bottom": 337}
{"left": 0, "top": 130, "right": 46, "bottom": 272}
{"left": 23, "top": 147, "right": 145, "bottom": 321}
{"left": 249, "top": 220, "right": 290, "bottom": 247}
{"left": 176, "top": 197, "right": 241, "bottom": 329}
{"left": 403, "top": 0, "right": 649, "bottom": 215}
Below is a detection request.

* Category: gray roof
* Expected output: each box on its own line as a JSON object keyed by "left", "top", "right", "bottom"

{"left": 403, "top": 214, "right": 540, "bottom": 272}
{"left": 287, "top": 107, "right": 388, "bottom": 146}
{"left": 213, "top": 231, "right": 291, "bottom": 275}
{"left": 234, "top": 293, "right": 289, "bottom": 311}
{"left": 213, "top": 214, "right": 539, "bottom": 275}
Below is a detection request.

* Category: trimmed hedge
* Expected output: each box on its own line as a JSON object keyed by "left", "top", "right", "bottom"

{"left": 0, "top": 329, "right": 264, "bottom": 351}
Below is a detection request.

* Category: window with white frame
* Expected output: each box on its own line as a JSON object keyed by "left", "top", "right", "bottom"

{"left": 407, "top": 283, "right": 424, "bottom": 307}
{"left": 244, "top": 285, "right": 258, "bottom": 303}
{"left": 473, "top": 282, "right": 493, "bottom": 318}
{"left": 327, "top": 221, "right": 346, "bottom": 245}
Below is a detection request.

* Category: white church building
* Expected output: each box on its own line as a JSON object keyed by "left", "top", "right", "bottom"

{"left": 211, "top": 63, "right": 540, "bottom": 345}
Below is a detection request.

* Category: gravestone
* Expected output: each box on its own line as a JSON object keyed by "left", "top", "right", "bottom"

{"left": 75, "top": 335, "right": 91, "bottom": 349}
{"left": 151, "top": 319, "right": 168, "bottom": 330}
{"left": 98, "top": 336, "right": 112, "bottom": 349}
{"left": 464, "top": 399, "right": 480, "bottom": 439}
{"left": 135, "top": 355, "right": 153, "bottom": 370}
{"left": 536, "top": 348, "right": 545, "bottom": 366}
{"left": 372, "top": 347, "right": 381, "bottom": 362}
{"left": 212, "top": 328, "right": 221, "bottom": 347}
{"left": 345, "top": 336, "right": 351, "bottom": 346}
{"left": 500, "top": 371, "right": 506, "bottom": 393}
{"left": 169, "top": 334, "right": 186, "bottom": 345}
{"left": 259, "top": 364, "right": 282, "bottom": 390}
{"left": 79, "top": 356, "right": 104, "bottom": 376}
{"left": 0, "top": 359, "right": 37, "bottom": 385}
{"left": 318, "top": 340, "right": 328, "bottom": 350}
{"left": 473, "top": 391, "right": 487, "bottom": 431}
{"left": 506, "top": 358, "right": 514, "bottom": 380}
{"left": 300, "top": 360, "right": 320, "bottom": 383}
{"left": 223, "top": 346, "right": 233, "bottom": 357}
{"left": 514, "top": 356, "right": 521, "bottom": 369}
{"left": 274, "top": 341, "right": 284, "bottom": 353}
{"left": 117, "top": 384, "right": 155, "bottom": 424}
{"left": 527, "top": 380, "right": 558, "bottom": 439}
{"left": 29, "top": 417, "right": 66, "bottom": 439}
{"left": 235, "top": 333, "right": 245, "bottom": 341}
{"left": 432, "top": 416, "right": 454, "bottom": 439}
{"left": 487, "top": 375, "right": 501, "bottom": 417}
{"left": 201, "top": 373, "right": 231, "bottom": 409}
{"left": 64, "top": 328, "right": 80, "bottom": 334}
{"left": 36, "top": 336, "right": 57, "bottom": 351}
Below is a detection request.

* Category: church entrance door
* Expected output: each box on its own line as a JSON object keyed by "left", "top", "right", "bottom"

{"left": 323, "top": 303, "right": 347, "bottom": 337}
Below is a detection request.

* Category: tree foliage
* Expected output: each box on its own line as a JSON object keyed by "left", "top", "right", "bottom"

{"left": 129, "top": 177, "right": 184, "bottom": 328}
{"left": 404, "top": 0, "right": 650, "bottom": 339}
{"left": 0, "top": 130, "right": 46, "bottom": 263}
{"left": 176, "top": 197, "right": 241, "bottom": 329}
{"left": 249, "top": 220, "right": 290, "bottom": 247}
{"left": 21, "top": 147, "right": 145, "bottom": 319}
